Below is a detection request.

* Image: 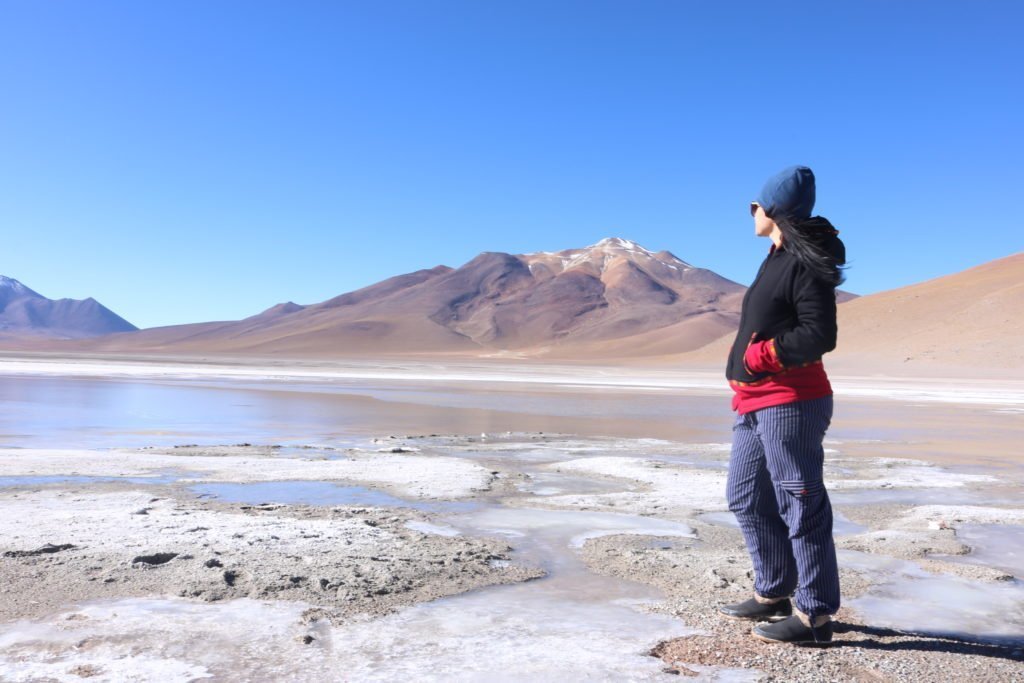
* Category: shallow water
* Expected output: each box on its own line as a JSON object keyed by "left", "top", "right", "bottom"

{"left": 0, "top": 375, "right": 391, "bottom": 449}
{"left": 841, "top": 549, "right": 1024, "bottom": 645}
{"left": 0, "top": 374, "right": 734, "bottom": 449}
{"left": 830, "top": 486, "right": 1022, "bottom": 507}
{"left": 937, "top": 524, "right": 1024, "bottom": 577}
{"left": 0, "top": 471, "right": 187, "bottom": 487}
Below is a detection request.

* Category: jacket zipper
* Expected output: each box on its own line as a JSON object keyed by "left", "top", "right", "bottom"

{"left": 741, "top": 253, "right": 773, "bottom": 309}
{"left": 735, "top": 253, "right": 776, "bottom": 380}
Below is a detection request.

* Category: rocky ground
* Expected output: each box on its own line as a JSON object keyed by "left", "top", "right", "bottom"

{"left": 1, "top": 436, "right": 1023, "bottom": 681}
{"left": 0, "top": 486, "right": 544, "bottom": 626}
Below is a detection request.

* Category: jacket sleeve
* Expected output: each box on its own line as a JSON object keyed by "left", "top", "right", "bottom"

{"left": 772, "top": 264, "right": 837, "bottom": 367}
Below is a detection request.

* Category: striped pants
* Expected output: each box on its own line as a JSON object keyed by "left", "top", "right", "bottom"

{"left": 725, "top": 395, "right": 840, "bottom": 618}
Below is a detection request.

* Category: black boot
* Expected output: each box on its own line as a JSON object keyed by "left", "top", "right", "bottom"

{"left": 719, "top": 596, "right": 792, "bottom": 622}
{"left": 752, "top": 614, "right": 833, "bottom": 645}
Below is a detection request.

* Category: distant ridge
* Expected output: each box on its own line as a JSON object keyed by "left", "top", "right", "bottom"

{"left": 0, "top": 275, "right": 137, "bottom": 339}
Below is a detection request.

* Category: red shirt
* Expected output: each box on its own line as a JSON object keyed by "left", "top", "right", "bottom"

{"left": 728, "top": 360, "right": 833, "bottom": 414}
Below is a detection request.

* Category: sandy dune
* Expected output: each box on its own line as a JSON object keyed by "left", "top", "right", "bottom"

{"left": 830, "top": 251, "right": 1023, "bottom": 374}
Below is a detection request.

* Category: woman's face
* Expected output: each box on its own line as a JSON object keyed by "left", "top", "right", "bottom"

{"left": 751, "top": 203, "right": 776, "bottom": 237}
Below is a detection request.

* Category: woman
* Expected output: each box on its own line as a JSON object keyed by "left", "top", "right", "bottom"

{"left": 719, "top": 165, "right": 847, "bottom": 645}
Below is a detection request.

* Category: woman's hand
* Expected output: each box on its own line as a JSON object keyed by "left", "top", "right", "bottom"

{"left": 743, "top": 331, "right": 784, "bottom": 375}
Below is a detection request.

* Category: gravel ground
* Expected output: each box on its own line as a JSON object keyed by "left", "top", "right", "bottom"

{"left": 579, "top": 523, "right": 1024, "bottom": 681}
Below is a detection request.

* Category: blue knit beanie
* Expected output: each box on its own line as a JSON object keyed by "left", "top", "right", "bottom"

{"left": 756, "top": 165, "right": 816, "bottom": 220}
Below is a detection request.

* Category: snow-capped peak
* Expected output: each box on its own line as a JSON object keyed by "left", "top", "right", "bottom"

{"left": 0, "top": 275, "right": 40, "bottom": 297}
{"left": 589, "top": 237, "right": 651, "bottom": 253}
{"left": 523, "top": 237, "right": 694, "bottom": 273}
{"left": 580, "top": 237, "right": 693, "bottom": 271}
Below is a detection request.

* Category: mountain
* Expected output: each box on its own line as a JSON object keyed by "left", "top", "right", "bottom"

{"left": 3, "top": 246, "right": 1016, "bottom": 374}
{"left": 48, "top": 237, "right": 749, "bottom": 357}
{"left": 0, "top": 276, "right": 137, "bottom": 339}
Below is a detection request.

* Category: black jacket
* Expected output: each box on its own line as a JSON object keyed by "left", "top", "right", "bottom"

{"left": 726, "top": 217, "right": 846, "bottom": 384}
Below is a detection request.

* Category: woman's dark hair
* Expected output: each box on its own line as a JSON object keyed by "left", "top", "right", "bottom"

{"left": 773, "top": 214, "right": 848, "bottom": 287}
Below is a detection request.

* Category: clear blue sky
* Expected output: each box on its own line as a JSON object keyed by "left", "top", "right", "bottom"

{"left": 2, "top": 1, "right": 1021, "bottom": 329}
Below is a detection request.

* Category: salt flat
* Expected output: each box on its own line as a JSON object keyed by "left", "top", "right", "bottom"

{"left": 2, "top": 354, "right": 1024, "bottom": 405}
{"left": 0, "top": 359, "right": 1022, "bottom": 681}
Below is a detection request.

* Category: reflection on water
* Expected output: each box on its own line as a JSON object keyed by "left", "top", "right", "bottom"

{"left": 937, "top": 524, "right": 1024, "bottom": 577}
{"left": 0, "top": 375, "right": 735, "bottom": 449}
{"left": 0, "top": 376, "right": 385, "bottom": 449}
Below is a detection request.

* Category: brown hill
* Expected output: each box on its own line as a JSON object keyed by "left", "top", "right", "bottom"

{"left": 665, "top": 252, "right": 1023, "bottom": 376}
{"left": 30, "top": 238, "right": 749, "bottom": 357}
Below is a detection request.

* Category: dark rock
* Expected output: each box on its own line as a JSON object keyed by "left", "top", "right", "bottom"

{"left": 131, "top": 552, "right": 178, "bottom": 567}
{"left": 4, "top": 543, "right": 77, "bottom": 558}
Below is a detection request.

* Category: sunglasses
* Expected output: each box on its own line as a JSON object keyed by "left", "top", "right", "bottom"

{"left": 749, "top": 202, "right": 759, "bottom": 217}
